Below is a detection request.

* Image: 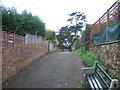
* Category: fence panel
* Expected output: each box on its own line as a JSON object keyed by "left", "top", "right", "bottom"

{"left": 25, "top": 34, "right": 43, "bottom": 44}
{"left": 1, "top": 31, "right": 25, "bottom": 48}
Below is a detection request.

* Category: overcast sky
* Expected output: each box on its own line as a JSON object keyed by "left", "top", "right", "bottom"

{"left": 3, "top": 0, "right": 117, "bottom": 31}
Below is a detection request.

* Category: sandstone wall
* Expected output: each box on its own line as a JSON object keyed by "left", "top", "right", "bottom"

{"left": 2, "top": 41, "right": 48, "bottom": 82}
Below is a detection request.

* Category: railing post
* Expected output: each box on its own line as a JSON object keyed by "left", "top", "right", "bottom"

{"left": 107, "top": 10, "right": 109, "bottom": 26}
{"left": 99, "top": 18, "right": 101, "bottom": 32}
{"left": 118, "top": 0, "right": 120, "bottom": 22}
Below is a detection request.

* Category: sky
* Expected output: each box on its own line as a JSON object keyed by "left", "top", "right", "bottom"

{"left": 2, "top": 0, "right": 117, "bottom": 31}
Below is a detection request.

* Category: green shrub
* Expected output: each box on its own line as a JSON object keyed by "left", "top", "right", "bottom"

{"left": 76, "top": 47, "right": 86, "bottom": 55}
{"left": 72, "top": 36, "right": 78, "bottom": 45}
{"left": 76, "top": 47, "right": 99, "bottom": 67}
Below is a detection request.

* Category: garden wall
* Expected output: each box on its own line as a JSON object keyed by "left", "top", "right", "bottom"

{"left": 90, "top": 41, "right": 120, "bottom": 81}
{"left": 2, "top": 41, "right": 48, "bottom": 82}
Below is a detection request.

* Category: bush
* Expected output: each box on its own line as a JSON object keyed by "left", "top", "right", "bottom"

{"left": 76, "top": 47, "right": 99, "bottom": 67}
{"left": 72, "top": 36, "right": 78, "bottom": 45}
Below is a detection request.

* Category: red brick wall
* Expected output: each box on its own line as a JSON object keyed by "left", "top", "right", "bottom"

{"left": 2, "top": 41, "right": 48, "bottom": 82}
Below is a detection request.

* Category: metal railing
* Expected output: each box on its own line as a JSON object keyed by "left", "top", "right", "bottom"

{"left": 89, "top": 0, "right": 120, "bottom": 47}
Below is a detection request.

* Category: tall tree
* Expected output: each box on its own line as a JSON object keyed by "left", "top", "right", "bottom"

{"left": 67, "top": 12, "right": 86, "bottom": 36}
{"left": 57, "top": 12, "right": 87, "bottom": 51}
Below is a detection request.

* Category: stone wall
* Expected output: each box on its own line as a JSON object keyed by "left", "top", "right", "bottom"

{"left": 2, "top": 41, "right": 48, "bottom": 82}
{"left": 90, "top": 41, "right": 120, "bottom": 81}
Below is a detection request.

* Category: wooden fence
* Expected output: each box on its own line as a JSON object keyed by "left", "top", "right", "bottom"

{"left": 89, "top": 0, "right": 120, "bottom": 47}
{"left": 0, "top": 31, "right": 25, "bottom": 48}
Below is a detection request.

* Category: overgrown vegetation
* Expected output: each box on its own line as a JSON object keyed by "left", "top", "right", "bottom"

{"left": 76, "top": 47, "right": 99, "bottom": 67}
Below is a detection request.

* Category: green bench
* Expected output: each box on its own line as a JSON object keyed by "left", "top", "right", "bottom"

{"left": 81, "top": 61, "right": 118, "bottom": 90}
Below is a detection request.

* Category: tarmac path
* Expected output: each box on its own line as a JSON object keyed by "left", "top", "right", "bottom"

{"left": 3, "top": 52, "right": 85, "bottom": 88}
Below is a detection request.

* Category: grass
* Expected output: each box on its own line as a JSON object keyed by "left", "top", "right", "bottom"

{"left": 76, "top": 47, "right": 99, "bottom": 67}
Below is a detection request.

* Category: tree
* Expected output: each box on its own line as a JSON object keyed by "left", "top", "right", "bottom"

{"left": 2, "top": 6, "right": 45, "bottom": 37}
{"left": 56, "top": 26, "right": 75, "bottom": 51}
{"left": 45, "top": 30, "right": 56, "bottom": 40}
{"left": 67, "top": 12, "right": 86, "bottom": 36}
